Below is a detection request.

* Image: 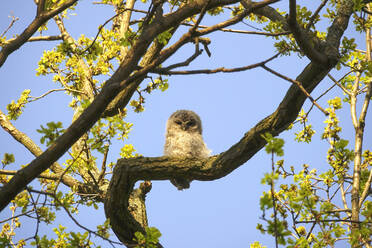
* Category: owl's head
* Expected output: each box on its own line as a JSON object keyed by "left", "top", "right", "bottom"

{"left": 167, "top": 110, "right": 202, "bottom": 134}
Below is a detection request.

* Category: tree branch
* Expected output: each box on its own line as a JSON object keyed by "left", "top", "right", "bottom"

{"left": 0, "top": 16, "right": 19, "bottom": 37}
{"left": 181, "top": 22, "right": 290, "bottom": 36}
{"left": 359, "top": 168, "right": 372, "bottom": 208}
{"left": 261, "top": 65, "right": 329, "bottom": 116}
{"left": 0, "top": 169, "right": 60, "bottom": 181}
{"left": 105, "top": 60, "right": 334, "bottom": 245}
{"left": 306, "top": 0, "right": 328, "bottom": 31}
{"left": 288, "top": 0, "right": 328, "bottom": 65}
{"left": 151, "top": 51, "right": 280, "bottom": 75}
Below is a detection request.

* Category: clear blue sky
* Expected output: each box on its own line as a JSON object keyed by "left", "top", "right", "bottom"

{"left": 0, "top": 1, "right": 370, "bottom": 247}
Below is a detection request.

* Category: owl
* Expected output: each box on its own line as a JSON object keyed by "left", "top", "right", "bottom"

{"left": 164, "top": 110, "right": 211, "bottom": 190}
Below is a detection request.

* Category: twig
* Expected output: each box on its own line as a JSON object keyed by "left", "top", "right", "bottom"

{"left": 27, "top": 187, "right": 121, "bottom": 246}
{"left": 181, "top": 22, "right": 290, "bottom": 36}
{"left": 1, "top": 15, "right": 19, "bottom": 37}
{"left": 359, "top": 168, "right": 372, "bottom": 208}
{"left": 0, "top": 210, "right": 34, "bottom": 224}
{"left": 293, "top": 80, "right": 338, "bottom": 124}
{"left": 270, "top": 152, "right": 279, "bottom": 248}
{"left": 295, "top": 219, "right": 371, "bottom": 224}
{"left": 80, "top": 8, "right": 146, "bottom": 55}
{"left": 306, "top": 0, "right": 328, "bottom": 31}
{"left": 28, "top": 88, "right": 86, "bottom": 102}
{"left": 191, "top": 0, "right": 211, "bottom": 33}
{"left": 97, "top": 145, "right": 109, "bottom": 184}
{"left": 241, "top": 20, "right": 262, "bottom": 31}
{"left": 306, "top": 222, "right": 317, "bottom": 240}
{"left": 261, "top": 65, "right": 329, "bottom": 116}
{"left": 159, "top": 42, "right": 203, "bottom": 71}
{"left": 151, "top": 51, "right": 281, "bottom": 75}
{"left": 327, "top": 73, "right": 352, "bottom": 95}
{"left": 26, "top": 188, "right": 41, "bottom": 246}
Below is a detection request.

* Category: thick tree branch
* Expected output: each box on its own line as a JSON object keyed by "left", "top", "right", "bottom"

{"left": 324, "top": 0, "right": 354, "bottom": 64}
{"left": 0, "top": 0, "right": 78, "bottom": 67}
{"left": 105, "top": 60, "right": 334, "bottom": 245}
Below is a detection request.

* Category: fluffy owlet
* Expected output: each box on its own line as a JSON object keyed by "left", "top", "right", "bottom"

{"left": 164, "top": 110, "right": 211, "bottom": 190}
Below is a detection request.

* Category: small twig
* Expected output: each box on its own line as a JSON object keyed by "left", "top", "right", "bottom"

{"left": 27, "top": 188, "right": 121, "bottom": 246}
{"left": 270, "top": 152, "right": 279, "bottom": 248}
{"left": 97, "top": 145, "right": 109, "bottom": 184}
{"left": 340, "top": 183, "right": 349, "bottom": 211}
{"left": 26, "top": 188, "right": 41, "bottom": 246}
{"left": 327, "top": 73, "right": 352, "bottom": 95}
{"left": 181, "top": 22, "right": 290, "bottom": 36}
{"left": 159, "top": 42, "right": 203, "bottom": 71}
{"left": 0, "top": 209, "right": 34, "bottom": 224}
{"left": 1, "top": 15, "right": 19, "bottom": 37}
{"left": 54, "top": 148, "right": 86, "bottom": 195}
{"left": 306, "top": 222, "right": 317, "bottom": 240}
{"left": 152, "top": 51, "right": 281, "bottom": 75}
{"left": 80, "top": 8, "right": 146, "bottom": 55}
{"left": 359, "top": 168, "right": 372, "bottom": 208}
{"left": 191, "top": 0, "right": 211, "bottom": 33}
{"left": 306, "top": 0, "right": 328, "bottom": 31}
{"left": 28, "top": 88, "right": 86, "bottom": 102}
{"left": 295, "top": 219, "right": 371, "bottom": 224}
{"left": 241, "top": 20, "right": 262, "bottom": 31}
{"left": 261, "top": 65, "right": 329, "bottom": 116}
{"left": 293, "top": 79, "right": 338, "bottom": 124}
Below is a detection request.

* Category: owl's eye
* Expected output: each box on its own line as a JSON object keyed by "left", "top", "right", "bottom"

{"left": 187, "top": 120, "right": 195, "bottom": 127}
{"left": 175, "top": 120, "right": 182, "bottom": 125}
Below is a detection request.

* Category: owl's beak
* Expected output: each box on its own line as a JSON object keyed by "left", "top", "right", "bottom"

{"left": 181, "top": 124, "right": 187, "bottom": 131}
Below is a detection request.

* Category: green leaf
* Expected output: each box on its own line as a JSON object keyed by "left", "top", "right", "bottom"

{"left": 261, "top": 133, "right": 285, "bottom": 156}
{"left": 1, "top": 153, "right": 15, "bottom": 166}
{"left": 6, "top": 89, "right": 31, "bottom": 120}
